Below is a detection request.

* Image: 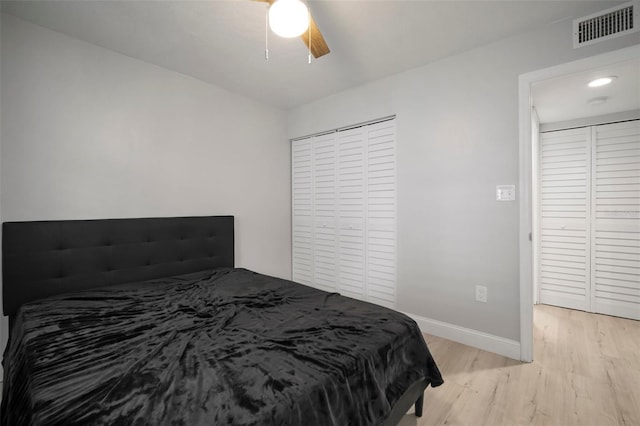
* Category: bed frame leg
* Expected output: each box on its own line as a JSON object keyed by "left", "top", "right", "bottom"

{"left": 415, "top": 393, "right": 424, "bottom": 417}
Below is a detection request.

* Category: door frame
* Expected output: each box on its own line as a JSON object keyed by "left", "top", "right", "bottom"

{"left": 518, "top": 44, "right": 640, "bottom": 362}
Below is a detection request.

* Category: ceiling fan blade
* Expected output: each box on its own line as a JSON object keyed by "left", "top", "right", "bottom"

{"left": 255, "top": 0, "right": 330, "bottom": 58}
{"left": 301, "top": 14, "right": 330, "bottom": 58}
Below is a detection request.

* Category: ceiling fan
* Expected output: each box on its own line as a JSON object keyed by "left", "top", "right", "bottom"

{"left": 256, "top": 0, "right": 330, "bottom": 58}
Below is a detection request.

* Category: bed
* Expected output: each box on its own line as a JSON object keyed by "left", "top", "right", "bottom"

{"left": 1, "top": 216, "right": 442, "bottom": 425}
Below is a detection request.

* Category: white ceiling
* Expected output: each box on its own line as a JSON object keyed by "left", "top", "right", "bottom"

{"left": 532, "top": 57, "right": 640, "bottom": 124}
{"left": 1, "top": 0, "right": 631, "bottom": 110}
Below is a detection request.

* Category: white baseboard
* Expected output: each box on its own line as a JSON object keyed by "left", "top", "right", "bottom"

{"left": 404, "top": 312, "right": 522, "bottom": 361}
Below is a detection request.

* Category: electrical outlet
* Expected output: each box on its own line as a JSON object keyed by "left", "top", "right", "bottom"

{"left": 475, "top": 285, "right": 488, "bottom": 303}
{"left": 496, "top": 185, "right": 516, "bottom": 201}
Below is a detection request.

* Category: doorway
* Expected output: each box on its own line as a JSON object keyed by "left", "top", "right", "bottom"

{"left": 518, "top": 44, "right": 640, "bottom": 362}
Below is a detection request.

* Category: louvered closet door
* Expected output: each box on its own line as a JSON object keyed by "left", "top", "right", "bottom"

{"left": 291, "top": 138, "right": 314, "bottom": 286}
{"left": 291, "top": 118, "right": 397, "bottom": 308}
{"left": 592, "top": 121, "right": 640, "bottom": 320}
{"left": 336, "top": 128, "right": 366, "bottom": 299}
{"left": 365, "top": 121, "right": 397, "bottom": 308}
{"left": 312, "top": 133, "right": 338, "bottom": 293}
{"left": 539, "top": 127, "right": 591, "bottom": 311}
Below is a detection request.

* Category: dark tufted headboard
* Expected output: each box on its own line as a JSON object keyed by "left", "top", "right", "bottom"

{"left": 2, "top": 216, "right": 234, "bottom": 319}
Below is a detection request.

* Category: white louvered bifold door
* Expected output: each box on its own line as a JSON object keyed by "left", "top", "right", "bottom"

{"left": 291, "top": 138, "right": 314, "bottom": 286}
{"left": 312, "top": 133, "right": 338, "bottom": 293}
{"left": 336, "top": 127, "right": 366, "bottom": 299}
{"left": 365, "top": 121, "right": 397, "bottom": 309}
{"left": 539, "top": 127, "right": 591, "bottom": 311}
{"left": 592, "top": 121, "right": 640, "bottom": 320}
{"left": 291, "top": 118, "right": 397, "bottom": 308}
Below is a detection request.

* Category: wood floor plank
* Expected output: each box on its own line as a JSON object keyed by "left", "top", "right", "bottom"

{"left": 399, "top": 304, "right": 640, "bottom": 426}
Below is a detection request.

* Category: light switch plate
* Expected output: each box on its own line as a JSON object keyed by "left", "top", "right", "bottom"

{"left": 496, "top": 185, "right": 516, "bottom": 201}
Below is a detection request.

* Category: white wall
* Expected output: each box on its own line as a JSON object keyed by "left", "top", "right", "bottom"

{"left": 288, "top": 19, "right": 640, "bottom": 343}
{"left": 0, "top": 14, "right": 291, "bottom": 359}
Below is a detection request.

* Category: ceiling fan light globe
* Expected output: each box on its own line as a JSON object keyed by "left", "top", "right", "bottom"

{"left": 269, "top": 0, "right": 310, "bottom": 38}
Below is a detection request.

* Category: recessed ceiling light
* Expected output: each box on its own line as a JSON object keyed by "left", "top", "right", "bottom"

{"left": 588, "top": 76, "right": 617, "bottom": 88}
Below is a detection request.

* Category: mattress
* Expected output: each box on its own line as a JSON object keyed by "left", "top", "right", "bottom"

{"left": 1, "top": 268, "right": 442, "bottom": 425}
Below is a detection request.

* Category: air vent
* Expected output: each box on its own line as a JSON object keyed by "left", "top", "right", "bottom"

{"left": 573, "top": 1, "right": 639, "bottom": 48}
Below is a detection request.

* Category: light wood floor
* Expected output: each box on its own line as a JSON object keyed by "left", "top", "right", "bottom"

{"left": 399, "top": 304, "right": 640, "bottom": 426}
